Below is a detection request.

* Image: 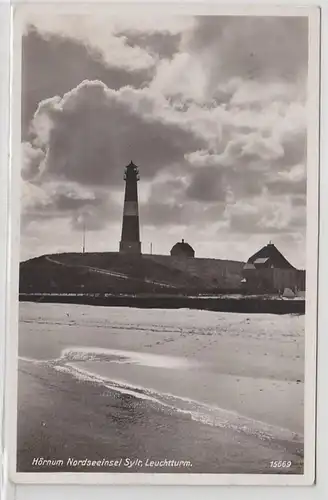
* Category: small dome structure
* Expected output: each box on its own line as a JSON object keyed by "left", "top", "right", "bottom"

{"left": 170, "top": 239, "right": 195, "bottom": 258}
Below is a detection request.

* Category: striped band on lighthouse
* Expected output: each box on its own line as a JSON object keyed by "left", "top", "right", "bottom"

{"left": 119, "top": 161, "right": 142, "bottom": 254}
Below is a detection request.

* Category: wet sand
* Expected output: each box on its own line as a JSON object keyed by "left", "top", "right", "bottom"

{"left": 17, "top": 302, "right": 305, "bottom": 474}
{"left": 17, "top": 361, "right": 303, "bottom": 474}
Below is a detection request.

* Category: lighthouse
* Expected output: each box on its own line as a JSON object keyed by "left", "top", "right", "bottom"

{"left": 119, "top": 161, "right": 142, "bottom": 254}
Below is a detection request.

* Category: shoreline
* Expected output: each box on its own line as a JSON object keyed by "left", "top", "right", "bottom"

{"left": 17, "top": 360, "right": 304, "bottom": 474}
{"left": 17, "top": 303, "right": 305, "bottom": 475}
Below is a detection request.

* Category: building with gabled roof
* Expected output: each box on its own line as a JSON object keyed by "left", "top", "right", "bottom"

{"left": 247, "top": 242, "right": 295, "bottom": 269}
{"left": 242, "top": 242, "right": 305, "bottom": 294}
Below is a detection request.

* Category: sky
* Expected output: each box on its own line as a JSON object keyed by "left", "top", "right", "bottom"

{"left": 20, "top": 10, "right": 308, "bottom": 268}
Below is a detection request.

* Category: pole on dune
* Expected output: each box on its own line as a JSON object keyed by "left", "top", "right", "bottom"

{"left": 82, "top": 219, "right": 86, "bottom": 254}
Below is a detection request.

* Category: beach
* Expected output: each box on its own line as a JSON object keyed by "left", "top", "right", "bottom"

{"left": 17, "top": 302, "right": 305, "bottom": 474}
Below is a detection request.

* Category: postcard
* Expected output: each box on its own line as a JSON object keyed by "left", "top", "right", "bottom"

{"left": 6, "top": 2, "right": 320, "bottom": 486}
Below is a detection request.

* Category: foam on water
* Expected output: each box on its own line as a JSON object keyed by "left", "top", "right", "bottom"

{"left": 19, "top": 347, "right": 196, "bottom": 369}
{"left": 19, "top": 347, "right": 303, "bottom": 446}
{"left": 19, "top": 355, "right": 45, "bottom": 364}
{"left": 61, "top": 362, "right": 303, "bottom": 445}
{"left": 57, "top": 346, "right": 196, "bottom": 369}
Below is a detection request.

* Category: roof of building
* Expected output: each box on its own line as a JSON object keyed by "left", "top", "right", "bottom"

{"left": 248, "top": 242, "right": 295, "bottom": 269}
{"left": 126, "top": 161, "right": 138, "bottom": 168}
{"left": 124, "top": 161, "right": 140, "bottom": 180}
{"left": 253, "top": 257, "right": 269, "bottom": 265}
{"left": 171, "top": 239, "right": 195, "bottom": 255}
{"left": 243, "top": 262, "right": 256, "bottom": 270}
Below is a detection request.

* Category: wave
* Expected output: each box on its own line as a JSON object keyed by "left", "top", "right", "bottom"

{"left": 57, "top": 363, "right": 303, "bottom": 446}
{"left": 58, "top": 346, "right": 196, "bottom": 369}
{"left": 19, "top": 347, "right": 303, "bottom": 447}
{"left": 19, "top": 355, "right": 45, "bottom": 364}
{"left": 19, "top": 347, "right": 196, "bottom": 369}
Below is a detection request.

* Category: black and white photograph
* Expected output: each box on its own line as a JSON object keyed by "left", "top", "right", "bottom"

{"left": 9, "top": 3, "right": 320, "bottom": 485}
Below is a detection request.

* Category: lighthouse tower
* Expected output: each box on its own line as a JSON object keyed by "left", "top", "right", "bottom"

{"left": 119, "top": 161, "right": 141, "bottom": 254}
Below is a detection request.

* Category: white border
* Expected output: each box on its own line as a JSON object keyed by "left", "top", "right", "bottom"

{"left": 0, "top": 1, "right": 11, "bottom": 499}
{"left": 4, "top": 1, "right": 320, "bottom": 488}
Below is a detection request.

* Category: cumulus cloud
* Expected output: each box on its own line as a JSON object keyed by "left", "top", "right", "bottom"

{"left": 22, "top": 142, "right": 45, "bottom": 180}
{"left": 140, "top": 172, "right": 226, "bottom": 228}
{"left": 141, "top": 199, "right": 226, "bottom": 228}
{"left": 267, "top": 164, "right": 306, "bottom": 195}
{"left": 150, "top": 16, "right": 307, "bottom": 104}
{"left": 22, "top": 29, "right": 154, "bottom": 137}
{"left": 226, "top": 195, "right": 298, "bottom": 235}
{"left": 184, "top": 16, "right": 308, "bottom": 86}
{"left": 19, "top": 12, "right": 309, "bottom": 267}
{"left": 21, "top": 11, "right": 195, "bottom": 85}
{"left": 23, "top": 17, "right": 156, "bottom": 73}
{"left": 25, "top": 80, "right": 205, "bottom": 188}
{"left": 21, "top": 178, "right": 125, "bottom": 237}
{"left": 117, "top": 31, "right": 183, "bottom": 60}
{"left": 185, "top": 166, "right": 226, "bottom": 202}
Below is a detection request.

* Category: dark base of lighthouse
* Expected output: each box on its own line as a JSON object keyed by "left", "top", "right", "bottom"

{"left": 119, "top": 241, "right": 141, "bottom": 254}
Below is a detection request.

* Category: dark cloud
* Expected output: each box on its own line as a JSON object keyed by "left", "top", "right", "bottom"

{"left": 229, "top": 212, "right": 290, "bottom": 235}
{"left": 290, "top": 211, "right": 306, "bottom": 229}
{"left": 21, "top": 181, "right": 120, "bottom": 233}
{"left": 53, "top": 192, "right": 102, "bottom": 212}
{"left": 119, "top": 31, "right": 182, "bottom": 59}
{"left": 70, "top": 202, "right": 121, "bottom": 232}
{"left": 186, "top": 122, "right": 307, "bottom": 202}
{"left": 227, "top": 168, "right": 264, "bottom": 199}
{"left": 19, "top": 14, "right": 309, "bottom": 268}
{"left": 141, "top": 198, "right": 225, "bottom": 228}
{"left": 147, "top": 176, "right": 187, "bottom": 203}
{"left": 26, "top": 80, "right": 205, "bottom": 187}
{"left": 185, "top": 166, "right": 226, "bottom": 202}
{"left": 278, "top": 129, "right": 307, "bottom": 168}
{"left": 186, "top": 16, "right": 308, "bottom": 87}
{"left": 22, "top": 29, "right": 153, "bottom": 138}
{"left": 228, "top": 203, "right": 305, "bottom": 235}
{"left": 291, "top": 194, "right": 306, "bottom": 206}
{"left": 267, "top": 178, "right": 306, "bottom": 196}
{"left": 141, "top": 201, "right": 185, "bottom": 227}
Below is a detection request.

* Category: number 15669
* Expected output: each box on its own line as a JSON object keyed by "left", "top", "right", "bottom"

{"left": 270, "top": 460, "right": 292, "bottom": 468}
